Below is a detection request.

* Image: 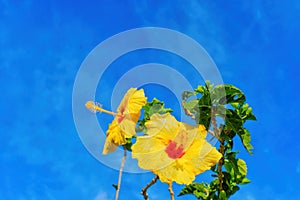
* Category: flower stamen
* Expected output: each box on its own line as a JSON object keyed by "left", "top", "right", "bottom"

{"left": 85, "top": 101, "right": 121, "bottom": 116}
{"left": 165, "top": 140, "right": 185, "bottom": 159}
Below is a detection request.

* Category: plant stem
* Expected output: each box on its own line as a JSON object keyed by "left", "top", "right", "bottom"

{"left": 211, "top": 108, "right": 219, "bottom": 137}
{"left": 168, "top": 182, "right": 175, "bottom": 200}
{"left": 115, "top": 146, "right": 126, "bottom": 200}
{"left": 211, "top": 108, "right": 225, "bottom": 193}
{"left": 141, "top": 175, "right": 159, "bottom": 200}
{"left": 217, "top": 139, "right": 225, "bottom": 192}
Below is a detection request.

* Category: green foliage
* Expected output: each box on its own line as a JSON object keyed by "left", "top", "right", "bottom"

{"left": 123, "top": 137, "right": 133, "bottom": 151}
{"left": 180, "top": 81, "right": 256, "bottom": 199}
{"left": 112, "top": 184, "right": 118, "bottom": 190}
{"left": 124, "top": 98, "right": 172, "bottom": 151}
{"left": 179, "top": 182, "right": 210, "bottom": 199}
{"left": 137, "top": 98, "right": 173, "bottom": 132}
{"left": 182, "top": 82, "right": 212, "bottom": 129}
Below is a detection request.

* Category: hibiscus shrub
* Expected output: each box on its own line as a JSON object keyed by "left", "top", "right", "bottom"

{"left": 179, "top": 81, "right": 256, "bottom": 199}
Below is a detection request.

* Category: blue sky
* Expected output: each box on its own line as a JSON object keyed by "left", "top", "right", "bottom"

{"left": 1, "top": 0, "right": 300, "bottom": 199}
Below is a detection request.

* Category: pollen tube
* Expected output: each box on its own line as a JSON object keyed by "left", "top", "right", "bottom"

{"left": 85, "top": 101, "right": 120, "bottom": 116}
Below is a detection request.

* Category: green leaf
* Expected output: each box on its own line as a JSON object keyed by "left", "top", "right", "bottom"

{"left": 183, "top": 99, "right": 198, "bottom": 111}
{"left": 182, "top": 86, "right": 212, "bottom": 128}
{"left": 240, "top": 177, "right": 251, "bottom": 184}
{"left": 209, "top": 178, "right": 220, "bottom": 190}
{"left": 219, "top": 190, "right": 227, "bottom": 200}
{"left": 123, "top": 138, "right": 133, "bottom": 151}
{"left": 179, "top": 182, "right": 209, "bottom": 199}
{"left": 182, "top": 90, "right": 196, "bottom": 100}
{"left": 145, "top": 98, "right": 173, "bottom": 116}
{"left": 214, "top": 105, "right": 227, "bottom": 117}
{"left": 137, "top": 98, "right": 172, "bottom": 131}
{"left": 198, "top": 92, "right": 212, "bottom": 106}
{"left": 238, "top": 103, "right": 257, "bottom": 121}
{"left": 211, "top": 84, "right": 246, "bottom": 105}
{"left": 195, "top": 81, "right": 214, "bottom": 94}
{"left": 225, "top": 152, "right": 250, "bottom": 186}
{"left": 196, "top": 109, "right": 211, "bottom": 129}
{"left": 195, "top": 93, "right": 212, "bottom": 128}
{"left": 225, "top": 152, "right": 239, "bottom": 178}
{"left": 222, "top": 171, "right": 241, "bottom": 196}
{"left": 231, "top": 186, "right": 240, "bottom": 195}
{"left": 238, "top": 128, "right": 253, "bottom": 154}
{"left": 237, "top": 159, "right": 247, "bottom": 176}
{"left": 225, "top": 109, "right": 243, "bottom": 132}
{"left": 222, "top": 171, "right": 233, "bottom": 190}
{"left": 112, "top": 184, "right": 118, "bottom": 190}
{"left": 224, "top": 160, "right": 235, "bottom": 177}
{"left": 245, "top": 112, "right": 257, "bottom": 120}
{"left": 211, "top": 164, "right": 217, "bottom": 172}
{"left": 195, "top": 85, "right": 206, "bottom": 94}
{"left": 224, "top": 140, "right": 234, "bottom": 153}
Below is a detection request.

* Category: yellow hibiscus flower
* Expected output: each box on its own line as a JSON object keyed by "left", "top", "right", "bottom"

{"left": 132, "top": 113, "right": 222, "bottom": 184}
{"left": 85, "top": 88, "right": 147, "bottom": 154}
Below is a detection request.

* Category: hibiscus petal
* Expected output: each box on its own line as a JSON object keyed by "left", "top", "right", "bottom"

{"left": 119, "top": 117, "right": 137, "bottom": 138}
{"left": 132, "top": 136, "right": 175, "bottom": 170}
{"left": 145, "top": 113, "right": 179, "bottom": 145}
{"left": 117, "top": 88, "right": 147, "bottom": 115}
{"left": 103, "top": 119, "right": 127, "bottom": 154}
{"left": 103, "top": 138, "right": 118, "bottom": 154}
{"left": 127, "top": 88, "right": 147, "bottom": 114}
{"left": 154, "top": 159, "right": 196, "bottom": 184}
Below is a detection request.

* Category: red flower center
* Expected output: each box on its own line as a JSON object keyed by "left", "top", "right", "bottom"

{"left": 165, "top": 140, "right": 185, "bottom": 159}
{"left": 117, "top": 106, "right": 126, "bottom": 123}
{"left": 118, "top": 115, "right": 125, "bottom": 123}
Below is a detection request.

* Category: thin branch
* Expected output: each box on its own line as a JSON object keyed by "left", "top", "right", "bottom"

{"left": 115, "top": 146, "right": 127, "bottom": 200}
{"left": 217, "top": 140, "right": 225, "bottom": 192}
{"left": 141, "top": 175, "right": 159, "bottom": 200}
{"left": 211, "top": 108, "right": 225, "bottom": 194}
{"left": 181, "top": 100, "right": 195, "bottom": 119}
{"left": 208, "top": 130, "right": 220, "bottom": 141}
{"left": 168, "top": 182, "right": 175, "bottom": 200}
{"left": 211, "top": 109, "right": 220, "bottom": 137}
{"left": 208, "top": 129, "right": 214, "bottom": 135}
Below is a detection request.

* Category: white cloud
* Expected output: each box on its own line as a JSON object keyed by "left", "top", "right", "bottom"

{"left": 232, "top": 190, "right": 256, "bottom": 200}
{"left": 296, "top": 161, "right": 300, "bottom": 174}
{"left": 94, "top": 191, "right": 109, "bottom": 200}
{"left": 246, "top": 194, "right": 256, "bottom": 200}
